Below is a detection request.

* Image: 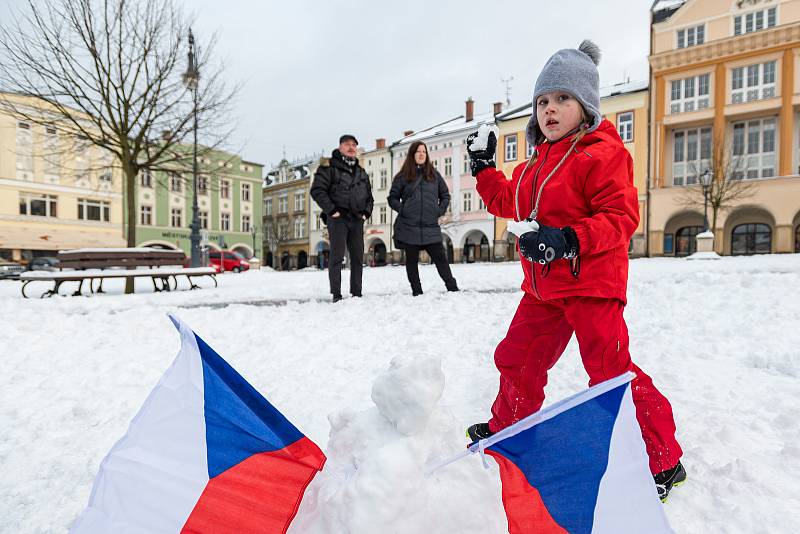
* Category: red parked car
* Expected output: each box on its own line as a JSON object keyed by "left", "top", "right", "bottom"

{"left": 208, "top": 250, "right": 250, "bottom": 273}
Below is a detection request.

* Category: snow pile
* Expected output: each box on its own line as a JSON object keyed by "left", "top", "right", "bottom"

{"left": 291, "top": 355, "right": 505, "bottom": 534}
{"left": 468, "top": 123, "right": 498, "bottom": 151}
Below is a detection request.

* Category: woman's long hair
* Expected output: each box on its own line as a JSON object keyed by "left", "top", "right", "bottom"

{"left": 400, "top": 141, "right": 436, "bottom": 182}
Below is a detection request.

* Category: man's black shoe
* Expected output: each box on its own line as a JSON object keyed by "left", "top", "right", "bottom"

{"left": 332, "top": 294, "right": 343, "bottom": 303}
{"left": 466, "top": 423, "right": 494, "bottom": 443}
{"left": 654, "top": 461, "right": 687, "bottom": 502}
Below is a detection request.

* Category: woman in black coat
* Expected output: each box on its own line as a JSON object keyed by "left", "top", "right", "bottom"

{"left": 388, "top": 141, "right": 459, "bottom": 296}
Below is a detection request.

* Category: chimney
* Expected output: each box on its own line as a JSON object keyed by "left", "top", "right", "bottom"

{"left": 493, "top": 101, "right": 503, "bottom": 115}
{"left": 376, "top": 138, "right": 386, "bottom": 149}
{"left": 403, "top": 130, "right": 414, "bottom": 137}
{"left": 465, "top": 97, "right": 474, "bottom": 122}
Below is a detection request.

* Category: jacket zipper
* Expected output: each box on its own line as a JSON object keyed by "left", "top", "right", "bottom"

{"left": 529, "top": 143, "right": 552, "bottom": 300}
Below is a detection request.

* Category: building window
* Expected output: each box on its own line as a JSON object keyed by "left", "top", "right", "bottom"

{"left": 663, "top": 233, "right": 674, "bottom": 255}
{"left": 315, "top": 212, "right": 322, "bottom": 230}
{"left": 731, "top": 118, "right": 776, "bottom": 179}
{"left": 241, "top": 182, "right": 251, "bottom": 202}
{"left": 672, "top": 126, "right": 712, "bottom": 186}
{"left": 199, "top": 210, "right": 208, "bottom": 230}
{"left": 444, "top": 157, "right": 452, "bottom": 177}
{"left": 526, "top": 139, "right": 536, "bottom": 158}
{"left": 264, "top": 198, "right": 273, "bottom": 216}
{"left": 169, "top": 173, "right": 182, "bottom": 193}
{"left": 463, "top": 153, "right": 469, "bottom": 174}
{"left": 731, "top": 223, "right": 771, "bottom": 255}
{"left": 279, "top": 195, "right": 288, "bottom": 214}
{"left": 16, "top": 121, "right": 33, "bottom": 180}
{"left": 732, "top": 61, "right": 776, "bottom": 104}
{"left": 795, "top": 225, "right": 800, "bottom": 253}
{"left": 77, "top": 198, "right": 110, "bottom": 222}
{"left": 677, "top": 24, "right": 704, "bottom": 49}
{"left": 43, "top": 127, "right": 60, "bottom": 182}
{"left": 242, "top": 214, "right": 251, "bottom": 233}
{"left": 432, "top": 159, "right": 439, "bottom": 170}
{"left": 98, "top": 169, "right": 113, "bottom": 185}
{"left": 463, "top": 191, "right": 472, "bottom": 212}
{"left": 478, "top": 197, "right": 485, "bottom": 211}
{"left": 379, "top": 206, "right": 387, "bottom": 224}
{"left": 505, "top": 134, "right": 518, "bottom": 161}
{"left": 670, "top": 73, "right": 710, "bottom": 113}
{"left": 221, "top": 212, "right": 230, "bottom": 231}
{"left": 19, "top": 193, "right": 57, "bottom": 217}
{"left": 294, "top": 216, "right": 305, "bottom": 239}
{"left": 617, "top": 112, "right": 633, "bottom": 143}
{"left": 140, "top": 169, "right": 153, "bottom": 188}
{"left": 380, "top": 169, "right": 388, "bottom": 189}
{"left": 734, "top": 7, "right": 777, "bottom": 36}
{"left": 171, "top": 208, "right": 182, "bottom": 227}
{"left": 294, "top": 191, "right": 305, "bottom": 212}
{"left": 140, "top": 205, "right": 152, "bottom": 226}
{"left": 675, "top": 226, "right": 703, "bottom": 257}
{"left": 197, "top": 176, "right": 208, "bottom": 195}
{"left": 220, "top": 179, "right": 230, "bottom": 199}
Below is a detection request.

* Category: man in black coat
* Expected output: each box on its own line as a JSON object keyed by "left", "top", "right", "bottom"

{"left": 310, "top": 134, "right": 374, "bottom": 302}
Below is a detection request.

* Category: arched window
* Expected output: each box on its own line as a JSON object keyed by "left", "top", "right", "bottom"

{"left": 731, "top": 223, "right": 771, "bottom": 255}
{"left": 675, "top": 226, "right": 703, "bottom": 257}
{"left": 795, "top": 225, "right": 800, "bottom": 253}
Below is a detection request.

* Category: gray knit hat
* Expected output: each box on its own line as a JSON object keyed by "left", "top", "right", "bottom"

{"left": 526, "top": 40, "right": 602, "bottom": 145}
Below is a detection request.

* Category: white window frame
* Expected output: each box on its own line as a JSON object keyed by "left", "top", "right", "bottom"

{"left": 19, "top": 192, "right": 57, "bottom": 217}
{"left": 199, "top": 210, "right": 208, "bottom": 230}
{"left": 140, "top": 169, "right": 153, "bottom": 188}
{"left": 731, "top": 61, "right": 776, "bottom": 104}
{"left": 526, "top": 138, "right": 536, "bottom": 159}
{"left": 264, "top": 198, "right": 273, "bottom": 216}
{"left": 505, "top": 134, "right": 518, "bottom": 161}
{"left": 672, "top": 126, "right": 712, "bottom": 186}
{"left": 221, "top": 212, "right": 231, "bottom": 231}
{"left": 677, "top": 24, "right": 705, "bottom": 49}
{"left": 242, "top": 214, "right": 251, "bottom": 233}
{"left": 444, "top": 157, "right": 452, "bottom": 177}
{"left": 241, "top": 182, "right": 251, "bottom": 202}
{"left": 379, "top": 206, "right": 387, "bottom": 224}
{"left": 734, "top": 6, "right": 777, "bottom": 36}
{"left": 462, "top": 191, "right": 472, "bottom": 212}
{"left": 380, "top": 169, "right": 388, "bottom": 189}
{"left": 294, "top": 216, "right": 305, "bottom": 239}
{"left": 77, "top": 198, "right": 110, "bottom": 222}
{"left": 731, "top": 117, "right": 777, "bottom": 180}
{"left": 617, "top": 112, "right": 634, "bottom": 143}
{"left": 279, "top": 195, "right": 288, "bottom": 214}
{"left": 294, "top": 191, "right": 304, "bottom": 212}
{"left": 169, "top": 173, "right": 182, "bottom": 193}
{"left": 197, "top": 176, "right": 208, "bottom": 195}
{"left": 670, "top": 73, "right": 711, "bottom": 114}
{"left": 463, "top": 153, "right": 469, "bottom": 174}
{"left": 140, "top": 205, "right": 152, "bottom": 226}
{"left": 16, "top": 122, "right": 33, "bottom": 180}
{"left": 171, "top": 207, "right": 183, "bottom": 227}
{"left": 220, "top": 179, "right": 230, "bottom": 199}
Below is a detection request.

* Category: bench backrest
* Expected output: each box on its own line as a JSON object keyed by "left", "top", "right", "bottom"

{"left": 57, "top": 249, "right": 187, "bottom": 270}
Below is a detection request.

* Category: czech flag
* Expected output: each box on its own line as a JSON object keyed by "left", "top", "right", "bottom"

{"left": 71, "top": 315, "right": 326, "bottom": 533}
{"left": 479, "top": 373, "right": 673, "bottom": 534}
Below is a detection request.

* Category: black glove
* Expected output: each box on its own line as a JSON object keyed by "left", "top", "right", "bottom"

{"left": 519, "top": 225, "right": 579, "bottom": 265}
{"left": 465, "top": 130, "right": 497, "bottom": 176}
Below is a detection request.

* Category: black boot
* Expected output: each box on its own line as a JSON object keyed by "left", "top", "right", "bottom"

{"left": 466, "top": 423, "right": 494, "bottom": 443}
{"left": 654, "top": 461, "right": 687, "bottom": 502}
{"left": 332, "top": 294, "right": 343, "bottom": 303}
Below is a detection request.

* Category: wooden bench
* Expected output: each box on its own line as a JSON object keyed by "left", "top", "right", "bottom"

{"left": 19, "top": 248, "right": 217, "bottom": 298}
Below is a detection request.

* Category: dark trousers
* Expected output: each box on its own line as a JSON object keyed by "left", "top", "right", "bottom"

{"left": 328, "top": 216, "right": 364, "bottom": 296}
{"left": 404, "top": 242, "right": 458, "bottom": 293}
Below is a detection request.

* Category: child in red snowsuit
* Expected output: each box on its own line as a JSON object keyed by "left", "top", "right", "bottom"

{"left": 466, "top": 40, "right": 685, "bottom": 500}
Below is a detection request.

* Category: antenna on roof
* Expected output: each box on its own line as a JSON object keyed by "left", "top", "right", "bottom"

{"left": 501, "top": 76, "right": 514, "bottom": 108}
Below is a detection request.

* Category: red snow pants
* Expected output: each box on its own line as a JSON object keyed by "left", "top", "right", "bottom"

{"left": 488, "top": 293, "right": 683, "bottom": 474}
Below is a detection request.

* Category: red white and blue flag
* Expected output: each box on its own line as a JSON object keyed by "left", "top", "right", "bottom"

{"left": 431, "top": 373, "right": 673, "bottom": 534}
{"left": 71, "top": 315, "right": 326, "bottom": 534}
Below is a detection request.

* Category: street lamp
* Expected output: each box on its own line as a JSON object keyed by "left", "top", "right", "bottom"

{"left": 250, "top": 223, "right": 259, "bottom": 260}
{"left": 700, "top": 169, "right": 713, "bottom": 232}
{"left": 183, "top": 28, "right": 201, "bottom": 267}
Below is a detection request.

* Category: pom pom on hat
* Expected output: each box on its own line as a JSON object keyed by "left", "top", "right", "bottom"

{"left": 578, "top": 40, "right": 601, "bottom": 66}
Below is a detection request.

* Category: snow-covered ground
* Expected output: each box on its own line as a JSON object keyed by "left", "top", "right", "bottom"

{"left": 2, "top": 255, "right": 799, "bottom": 533}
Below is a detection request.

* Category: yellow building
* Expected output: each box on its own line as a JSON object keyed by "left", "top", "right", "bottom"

{"left": 494, "top": 82, "right": 650, "bottom": 258}
{"left": 649, "top": 0, "right": 800, "bottom": 255}
{"left": 0, "top": 93, "right": 125, "bottom": 262}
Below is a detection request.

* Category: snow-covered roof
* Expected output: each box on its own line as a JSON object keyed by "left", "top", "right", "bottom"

{"left": 651, "top": 0, "right": 686, "bottom": 23}
{"left": 600, "top": 79, "right": 649, "bottom": 98}
{"left": 393, "top": 110, "right": 496, "bottom": 147}
{"left": 495, "top": 103, "right": 533, "bottom": 122}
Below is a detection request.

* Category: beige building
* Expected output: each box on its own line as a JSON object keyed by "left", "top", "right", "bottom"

{"left": 0, "top": 93, "right": 125, "bottom": 262}
{"left": 494, "top": 82, "right": 651, "bottom": 258}
{"left": 360, "top": 138, "right": 393, "bottom": 265}
{"left": 649, "top": 0, "right": 800, "bottom": 256}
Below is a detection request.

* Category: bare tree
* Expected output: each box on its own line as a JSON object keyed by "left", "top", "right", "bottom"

{"left": 0, "top": 0, "right": 236, "bottom": 292}
{"left": 262, "top": 217, "right": 292, "bottom": 269}
{"left": 680, "top": 131, "right": 756, "bottom": 234}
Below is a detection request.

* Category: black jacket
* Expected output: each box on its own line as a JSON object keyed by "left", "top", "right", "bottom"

{"left": 311, "top": 150, "right": 374, "bottom": 220}
{"left": 388, "top": 168, "right": 450, "bottom": 246}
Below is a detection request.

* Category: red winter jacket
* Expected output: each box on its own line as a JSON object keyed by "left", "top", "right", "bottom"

{"left": 476, "top": 120, "right": 639, "bottom": 303}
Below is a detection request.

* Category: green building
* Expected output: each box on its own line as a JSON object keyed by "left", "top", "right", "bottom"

{"left": 128, "top": 148, "right": 263, "bottom": 259}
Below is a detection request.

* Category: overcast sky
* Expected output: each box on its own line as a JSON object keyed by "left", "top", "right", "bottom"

{"left": 2, "top": 0, "right": 657, "bottom": 170}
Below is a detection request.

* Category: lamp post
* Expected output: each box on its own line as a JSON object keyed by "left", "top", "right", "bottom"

{"left": 700, "top": 169, "right": 713, "bottom": 232}
{"left": 183, "top": 28, "right": 201, "bottom": 267}
{"left": 250, "top": 223, "right": 258, "bottom": 260}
